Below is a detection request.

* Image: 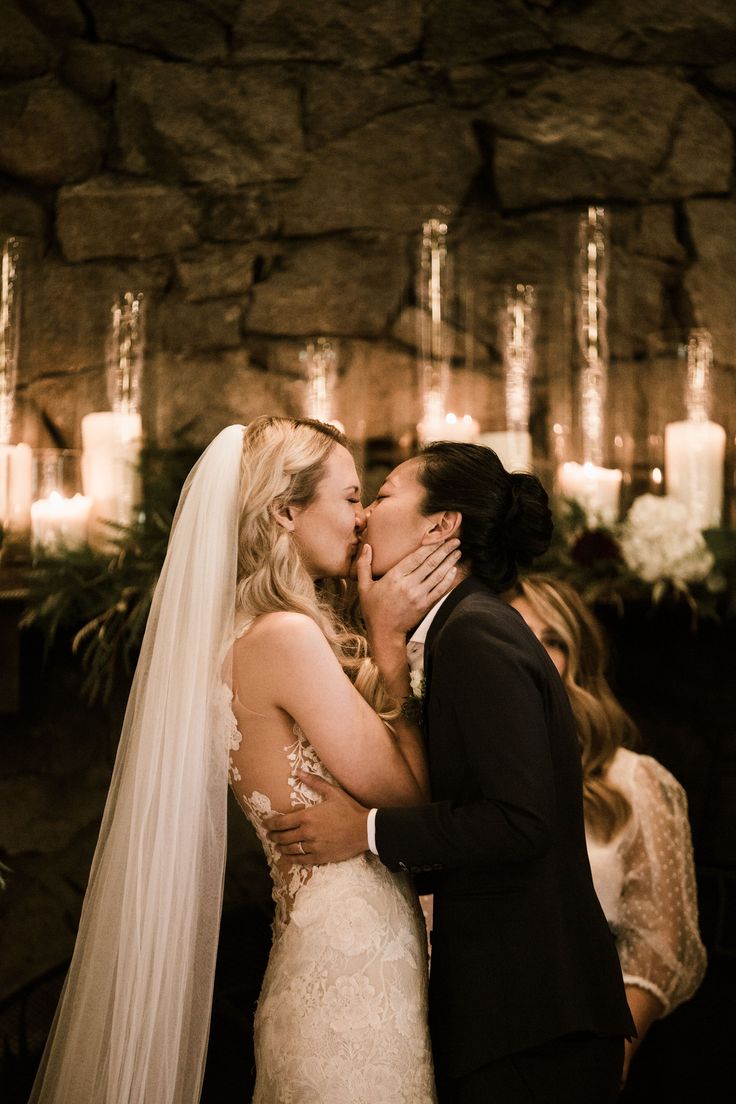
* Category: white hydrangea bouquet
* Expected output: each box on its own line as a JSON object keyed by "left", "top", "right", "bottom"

{"left": 619, "top": 494, "right": 715, "bottom": 591}
{"left": 540, "top": 490, "right": 736, "bottom": 621}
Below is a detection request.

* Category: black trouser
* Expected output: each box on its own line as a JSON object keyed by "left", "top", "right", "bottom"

{"left": 435, "top": 1032, "right": 624, "bottom": 1104}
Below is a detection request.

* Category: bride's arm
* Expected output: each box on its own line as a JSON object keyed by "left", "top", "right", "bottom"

{"left": 234, "top": 611, "right": 427, "bottom": 807}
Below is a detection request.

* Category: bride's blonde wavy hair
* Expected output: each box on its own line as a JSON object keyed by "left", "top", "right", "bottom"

{"left": 235, "top": 414, "right": 397, "bottom": 722}
{"left": 515, "top": 575, "right": 638, "bottom": 842}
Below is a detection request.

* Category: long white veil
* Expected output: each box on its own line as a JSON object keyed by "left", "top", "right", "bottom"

{"left": 29, "top": 424, "right": 245, "bottom": 1104}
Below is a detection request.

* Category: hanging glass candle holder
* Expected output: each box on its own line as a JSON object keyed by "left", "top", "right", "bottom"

{"left": 478, "top": 283, "right": 535, "bottom": 471}
{"left": 557, "top": 206, "right": 622, "bottom": 527}
{"left": 30, "top": 448, "right": 91, "bottom": 557}
{"left": 0, "top": 236, "right": 33, "bottom": 561}
{"left": 300, "top": 337, "right": 344, "bottom": 431}
{"left": 415, "top": 214, "right": 478, "bottom": 444}
{"left": 664, "top": 327, "right": 726, "bottom": 528}
{"left": 81, "top": 292, "right": 145, "bottom": 546}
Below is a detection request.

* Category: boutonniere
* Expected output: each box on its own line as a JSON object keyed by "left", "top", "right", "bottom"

{"left": 401, "top": 669, "right": 426, "bottom": 724}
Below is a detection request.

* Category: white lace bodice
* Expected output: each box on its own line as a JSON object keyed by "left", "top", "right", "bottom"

{"left": 230, "top": 718, "right": 340, "bottom": 934}
{"left": 586, "top": 748, "right": 707, "bottom": 1015}
{"left": 225, "top": 624, "right": 436, "bottom": 1102}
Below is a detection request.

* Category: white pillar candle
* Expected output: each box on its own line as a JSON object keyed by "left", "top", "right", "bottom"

{"left": 558, "top": 460, "right": 622, "bottom": 527}
{"left": 664, "top": 419, "right": 726, "bottom": 529}
{"left": 0, "top": 442, "right": 32, "bottom": 531}
{"left": 81, "top": 411, "right": 143, "bottom": 541}
{"left": 418, "top": 412, "right": 480, "bottom": 445}
{"left": 31, "top": 491, "right": 91, "bottom": 554}
{"left": 478, "top": 430, "right": 533, "bottom": 472}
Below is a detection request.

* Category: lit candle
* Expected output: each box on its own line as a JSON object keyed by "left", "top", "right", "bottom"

{"left": 81, "top": 411, "right": 143, "bottom": 542}
{"left": 649, "top": 466, "right": 664, "bottom": 493}
{"left": 31, "top": 491, "right": 91, "bottom": 554}
{"left": 419, "top": 411, "right": 480, "bottom": 444}
{"left": 664, "top": 422, "right": 725, "bottom": 528}
{"left": 0, "top": 441, "right": 32, "bottom": 531}
{"left": 558, "top": 460, "right": 622, "bottom": 527}
{"left": 664, "top": 329, "right": 725, "bottom": 529}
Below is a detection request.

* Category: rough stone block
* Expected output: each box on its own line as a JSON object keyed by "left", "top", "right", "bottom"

{"left": 304, "top": 66, "right": 430, "bottom": 146}
{"left": 0, "top": 78, "right": 104, "bottom": 187}
{"left": 61, "top": 41, "right": 116, "bottom": 102}
{"left": 281, "top": 105, "right": 483, "bottom": 234}
{"left": 707, "top": 61, "right": 736, "bottom": 94}
{"left": 246, "top": 235, "right": 408, "bottom": 337}
{"left": 160, "top": 296, "right": 243, "bottom": 352}
{"left": 203, "top": 188, "right": 283, "bottom": 242}
{"left": 87, "top": 0, "right": 227, "bottom": 63}
{"left": 151, "top": 349, "right": 303, "bottom": 446}
{"left": 24, "top": 0, "right": 86, "bottom": 33}
{"left": 336, "top": 340, "right": 420, "bottom": 441}
{"left": 115, "top": 58, "right": 304, "bottom": 186}
{"left": 22, "top": 370, "right": 108, "bottom": 449}
{"left": 0, "top": 192, "right": 48, "bottom": 240}
{"left": 553, "top": 0, "right": 736, "bottom": 65}
{"left": 232, "top": 0, "right": 422, "bottom": 66}
{"left": 424, "top": 0, "right": 550, "bottom": 64}
{"left": 0, "top": 0, "right": 52, "bottom": 79}
{"left": 57, "top": 176, "right": 199, "bottom": 261}
{"left": 635, "top": 204, "right": 686, "bottom": 263}
{"left": 19, "top": 256, "right": 170, "bottom": 397}
{"left": 175, "top": 244, "right": 280, "bottom": 301}
{"left": 490, "top": 68, "right": 732, "bottom": 208}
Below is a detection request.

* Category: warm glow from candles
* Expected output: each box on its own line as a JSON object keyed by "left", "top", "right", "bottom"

{"left": 558, "top": 460, "right": 622, "bottom": 527}
{"left": 31, "top": 491, "right": 91, "bottom": 554}
{"left": 664, "top": 328, "right": 725, "bottom": 528}
{"left": 418, "top": 411, "right": 480, "bottom": 444}
{"left": 81, "top": 411, "right": 143, "bottom": 544}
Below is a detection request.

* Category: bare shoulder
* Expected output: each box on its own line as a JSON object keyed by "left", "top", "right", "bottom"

{"left": 234, "top": 610, "right": 330, "bottom": 665}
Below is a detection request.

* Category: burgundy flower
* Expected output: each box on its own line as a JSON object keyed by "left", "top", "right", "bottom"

{"left": 571, "top": 528, "right": 623, "bottom": 567}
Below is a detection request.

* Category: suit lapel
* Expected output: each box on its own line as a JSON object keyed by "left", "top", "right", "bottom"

{"left": 423, "top": 575, "right": 490, "bottom": 707}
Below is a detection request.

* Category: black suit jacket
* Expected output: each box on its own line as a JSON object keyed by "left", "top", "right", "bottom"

{"left": 376, "top": 576, "right": 634, "bottom": 1079}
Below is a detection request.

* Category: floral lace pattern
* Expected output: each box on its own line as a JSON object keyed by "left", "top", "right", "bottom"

{"left": 230, "top": 717, "right": 436, "bottom": 1102}
{"left": 587, "top": 748, "right": 706, "bottom": 1015}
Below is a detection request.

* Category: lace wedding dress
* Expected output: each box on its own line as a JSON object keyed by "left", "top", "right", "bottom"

{"left": 227, "top": 658, "right": 436, "bottom": 1103}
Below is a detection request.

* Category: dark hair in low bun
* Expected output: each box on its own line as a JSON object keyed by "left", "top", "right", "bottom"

{"left": 416, "top": 442, "right": 553, "bottom": 593}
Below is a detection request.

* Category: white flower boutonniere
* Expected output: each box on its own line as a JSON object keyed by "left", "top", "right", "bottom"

{"left": 402, "top": 669, "right": 426, "bottom": 725}
{"left": 409, "top": 668, "right": 425, "bottom": 699}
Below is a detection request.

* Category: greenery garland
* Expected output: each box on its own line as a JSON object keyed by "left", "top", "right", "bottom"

{"left": 19, "top": 450, "right": 193, "bottom": 704}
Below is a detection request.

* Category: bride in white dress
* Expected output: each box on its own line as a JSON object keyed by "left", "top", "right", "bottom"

{"left": 227, "top": 417, "right": 438, "bottom": 1102}
{"left": 29, "top": 416, "right": 448, "bottom": 1104}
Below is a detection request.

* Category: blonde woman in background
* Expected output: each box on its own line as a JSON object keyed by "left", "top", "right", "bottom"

{"left": 510, "top": 575, "right": 707, "bottom": 1085}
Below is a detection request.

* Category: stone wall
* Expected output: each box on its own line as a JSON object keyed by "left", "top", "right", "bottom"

{"left": 0, "top": 0, "right": 735, "bottom": 487}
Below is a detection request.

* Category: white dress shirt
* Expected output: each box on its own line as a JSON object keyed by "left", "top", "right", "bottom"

{"left": 366, "top": 590, "right": 454, "bottom": 855}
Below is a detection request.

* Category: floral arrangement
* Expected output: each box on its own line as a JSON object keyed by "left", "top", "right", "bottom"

{"left": 536, "top": 492, "right": 736, "bottom": 624}
{"left": 619, "top": 495, "right": 715, "bottom": 588}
